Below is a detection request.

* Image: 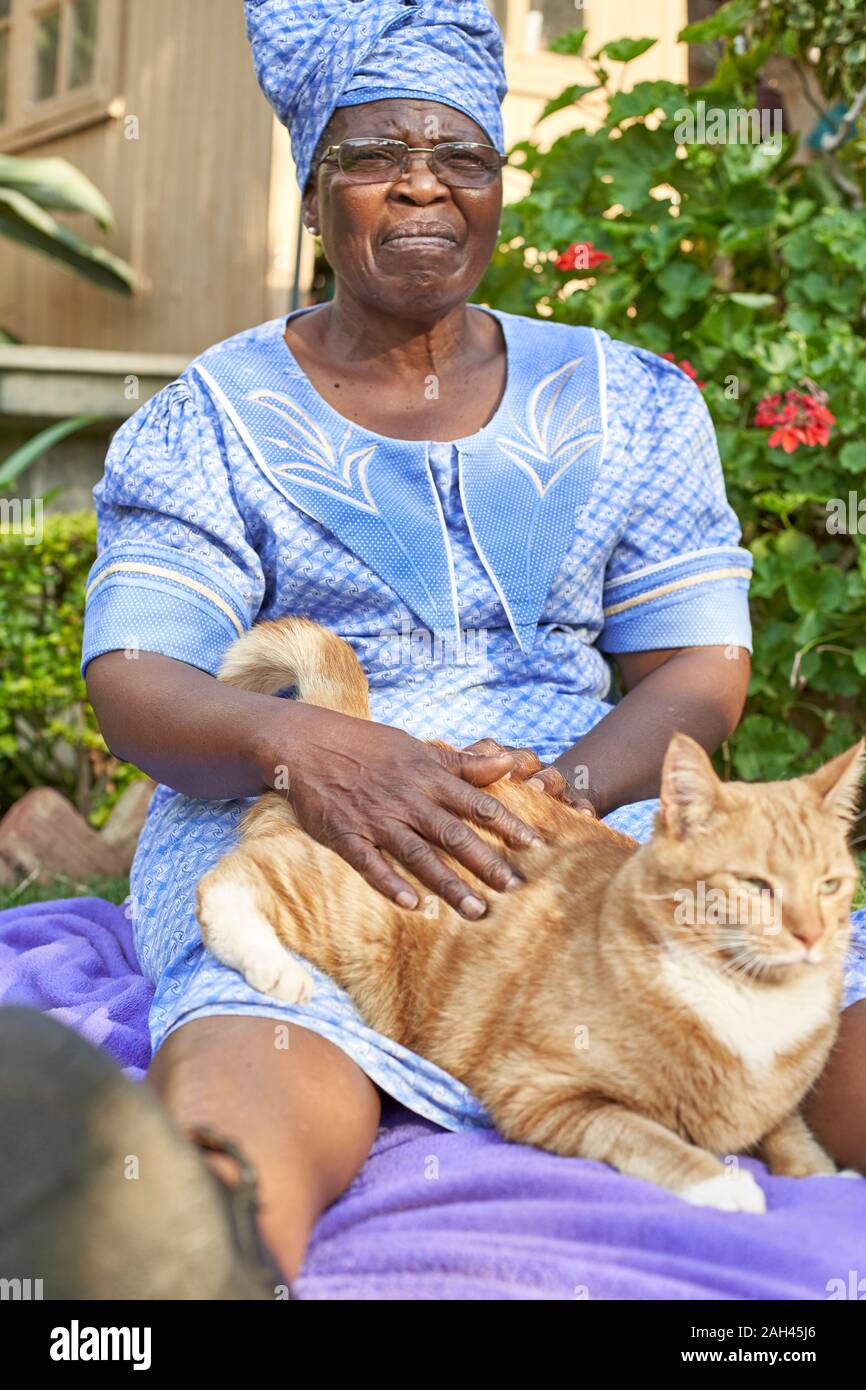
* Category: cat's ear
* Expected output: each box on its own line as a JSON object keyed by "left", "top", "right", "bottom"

{"left": 804, "top": 739, "right": 866, "bottom": 823}
{"left": 658, "top": 733, "right": 720, "bottom": 838}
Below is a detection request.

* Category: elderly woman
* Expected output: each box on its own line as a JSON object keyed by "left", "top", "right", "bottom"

{"left": 80, "top": 0, "right": 866, "bottom": 1287}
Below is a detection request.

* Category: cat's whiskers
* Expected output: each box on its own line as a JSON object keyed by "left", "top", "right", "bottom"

{"left": 716, "top": 945, "right": 760, "bottom": 982}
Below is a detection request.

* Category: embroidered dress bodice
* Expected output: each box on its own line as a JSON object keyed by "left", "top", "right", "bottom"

{"left": 83, "top": 308, "right": 753, "bottom": 772}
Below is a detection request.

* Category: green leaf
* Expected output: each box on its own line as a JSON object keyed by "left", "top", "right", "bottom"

{"left": 607, "top": 81, "right": 686, "bottom": 125}
{"left": 780, "top": 28, "right": 799, "bottom": 60}
{"left": 839, "top": 441, "right": 866, "bottom": 475}
{"left": 595, "top": 38, "right": 657, "bottom": 64}
{"left": 678, "top": 0, "right": 758, "bottom": 44}
{"left": 787, "top": 567, "right": 847, "bottom": 615}
{"left": 750, "top": 336, "right": 799, "bottom": 375}
{"left": 721, "top": 138, "right": 785, "bottom": 182}
{"left": 548, "top": 28, "right": 588, "bottom": 57}
{"left": 597, "top": 124, "right": 671, "bottom": 209}
{"left": 776, "top": 529, "right": 818, "bottom": 566}
{"left": 728, "top": 292, "right": 776, "bottom": 309}
{"left": 784, "top": 226, "right": 817, "bottom": 270}
{"left": 726, "top": 181, "right": 779, "bottom": 227}
{"left": 0, "top": 154, "right": 114, "bottom": 230}
{"left": 0, "top": 416, "right": 104, "bottom": 490}
{"left": 0, "top": 188, "right": 136, "bottom": 296}
{"left": 854, "top": 649, "right": 866, "bottom": 677}
{"left": 730, "top": 714, "right": 810, "bottom": 781}
{"left": 537, "top": 85, "right": 600, "bottom": 124}
{"left": 786, "top": 306, "right": 820, "bottom": 335}
{"left": 753, "top": 490, "right": 821, "bottom": 516}
{"left": 656, "top": 259, "right": 714, "bottom": 316}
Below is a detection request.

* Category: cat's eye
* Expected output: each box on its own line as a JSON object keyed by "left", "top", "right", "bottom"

{"left": 818, "top": 878, "right": 842, "bottom": 895}
{"left": 738, "top": 877, "right": 773, "bottom": 893}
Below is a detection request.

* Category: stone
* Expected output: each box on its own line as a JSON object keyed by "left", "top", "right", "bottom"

{"left": 0, "top": 788, "right": 128, "bottom": 887}
{"left": 100, "top": 778, "right": 157, "bottom": 870}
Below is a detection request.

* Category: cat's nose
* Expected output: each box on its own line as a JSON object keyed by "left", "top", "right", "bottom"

{"left": 790, "top": 920, "right": 823, "bottom": 950}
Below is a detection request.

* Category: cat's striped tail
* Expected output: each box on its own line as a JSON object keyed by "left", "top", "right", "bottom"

{"left": 216, "top": 617, "right": 371, "bottom": 720}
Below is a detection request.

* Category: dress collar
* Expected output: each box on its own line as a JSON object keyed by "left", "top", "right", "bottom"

{"left": 193, "top": 309, "right": 607, "bottom": 651}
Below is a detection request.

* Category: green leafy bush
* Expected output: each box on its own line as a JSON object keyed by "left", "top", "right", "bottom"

{"left": 478, "top": 9, "right": 866, "bottom": 786}
{"left": 0, "top": 510, "right": 141, "bottom": 823}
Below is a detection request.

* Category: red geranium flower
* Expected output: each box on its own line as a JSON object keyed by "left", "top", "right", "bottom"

{"left": 660, "top": 351, "right": 706, "bottom": 390}
{"left": 754, "top": 388, "right": 835, "bottom": 453}
{"left": 753, "top": 393, "right": 781, "bottom": 427}
{"left": 555, "top": 241, "right": 614, "bottom": 273}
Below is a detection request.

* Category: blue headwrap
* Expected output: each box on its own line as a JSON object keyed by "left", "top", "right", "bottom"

{"left": 244, "top": 0, "right": 508, "bottom": 190}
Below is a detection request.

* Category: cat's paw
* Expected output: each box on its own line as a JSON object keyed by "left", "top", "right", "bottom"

{"left": 775, "top": 1156, "right": 838, "bottom": 1178}
{"left": 679, "top": 1170, "right": 766, "bottom": 1214}
{"left": 834, "top": 1168, "right": 865, "bottom": 1180}
{"left": 247, "top": 956, "right": 315, "bottom": 1004}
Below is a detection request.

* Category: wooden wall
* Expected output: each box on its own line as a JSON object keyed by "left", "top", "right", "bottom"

{"left": 0, "top": 0, "right": 688, "bottom": 356}
{"left": 0, "top": 0, "right": 276, "bottom": 356}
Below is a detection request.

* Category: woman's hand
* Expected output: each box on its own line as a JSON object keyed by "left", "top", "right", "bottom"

{"left": 462, "top": 739, "right": 598, "bottom": 815}
{"left": 270, "top": 706, "right": 545, "bottom": 919}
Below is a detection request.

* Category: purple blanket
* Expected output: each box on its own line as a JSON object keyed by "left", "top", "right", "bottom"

{"left": 2, "top": 896, "right": 865, "bottom": 1300}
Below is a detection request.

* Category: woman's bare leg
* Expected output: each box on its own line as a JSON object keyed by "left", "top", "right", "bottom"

{"left": 806, "top": 1000, "right": 866, "bottom": 1173}
{"left": 147, "top": 1015, "right": 381, "bottom": 1281}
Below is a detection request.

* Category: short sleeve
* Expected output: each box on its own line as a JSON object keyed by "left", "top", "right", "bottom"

{"left": 81, "top": 377, "right": 266, "bottom": 678}
{"left": 598, "top": 344, "right": 753, "bottom": 654}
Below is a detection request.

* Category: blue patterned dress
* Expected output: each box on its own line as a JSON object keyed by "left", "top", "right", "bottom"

{"left": 81, "top": 307, "right": 866, "bottom": 1129}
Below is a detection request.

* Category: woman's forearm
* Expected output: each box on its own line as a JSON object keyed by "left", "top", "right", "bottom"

{"left": 552, "top": 647, "right": 750, "bottom": 818}
{"left": 84, "top": 649, "right": 320, "bottom": 799}
{"left": 84, "top": 646, "right": 541, "bottom": 914}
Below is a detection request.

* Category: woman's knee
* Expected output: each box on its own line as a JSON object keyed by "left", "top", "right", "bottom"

{"left": 147, "top": 1015, "right": 381, "bottom": 1279}
{"left": 148, "top": 1014, "right": 381, "bottom": 1196}
{"left": 806, "top": 999, "right": 866, "bottom": 1172}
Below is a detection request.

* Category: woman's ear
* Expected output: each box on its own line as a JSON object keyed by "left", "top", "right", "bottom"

{"left": 303, "top": 187, "right": 320, "bottom": 238}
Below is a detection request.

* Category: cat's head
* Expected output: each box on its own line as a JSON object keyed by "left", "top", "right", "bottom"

{"left": 638, "top": 733, "right": 864, "bottom": 980}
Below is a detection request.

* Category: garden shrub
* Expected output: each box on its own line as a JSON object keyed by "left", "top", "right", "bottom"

{"left": 478, "top": 4, "right": 866, "bottom": 786}
{"left": 0, "top": 510, "right": 142, "bottom": 823}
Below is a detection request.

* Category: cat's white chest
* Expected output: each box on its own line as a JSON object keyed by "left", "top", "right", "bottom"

{"left": 659, "top": 948, "right": 832, "bottom": 1072}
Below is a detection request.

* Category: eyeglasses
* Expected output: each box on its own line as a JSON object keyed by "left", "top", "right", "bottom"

{"left": 319, "top": 138, "right": 506, "bottom": 188}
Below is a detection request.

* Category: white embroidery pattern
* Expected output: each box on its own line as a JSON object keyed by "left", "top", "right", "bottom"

{"left": 246, "top": 390, "right": 379, "bottom": 513}
{"left": 496, "top": 358, "right": 603, "bottom": 498}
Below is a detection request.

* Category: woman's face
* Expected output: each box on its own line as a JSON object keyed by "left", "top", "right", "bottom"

{"left": 304, "top": 98, "right": 503, "bottom": 319}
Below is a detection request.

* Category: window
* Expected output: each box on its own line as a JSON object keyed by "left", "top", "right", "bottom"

{"left": 0, "top": 1, "right": 10, "bottom": 125}
{"left": 69, "top": 0, "right": 99, "bottom": 87}
{"left": 34, "top": 7, "right": 62, "bottom": 102}
{"left": 524, "top": 1, "right": 588, "bottom": 51}
{"left": 491, "top": 2, "right": 589, "bottom": 53}
{"left": 0, "top": 0, "right": 120, "bottom": 152}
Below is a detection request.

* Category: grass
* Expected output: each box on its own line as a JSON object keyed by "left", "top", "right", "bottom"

{"left": 0, "top": 874, "right": 130, "bottom": 912}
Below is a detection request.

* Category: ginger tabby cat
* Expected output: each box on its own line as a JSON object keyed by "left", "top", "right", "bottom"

{"left": 197, "top": 618, "right": 864, "bottom": 1213}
